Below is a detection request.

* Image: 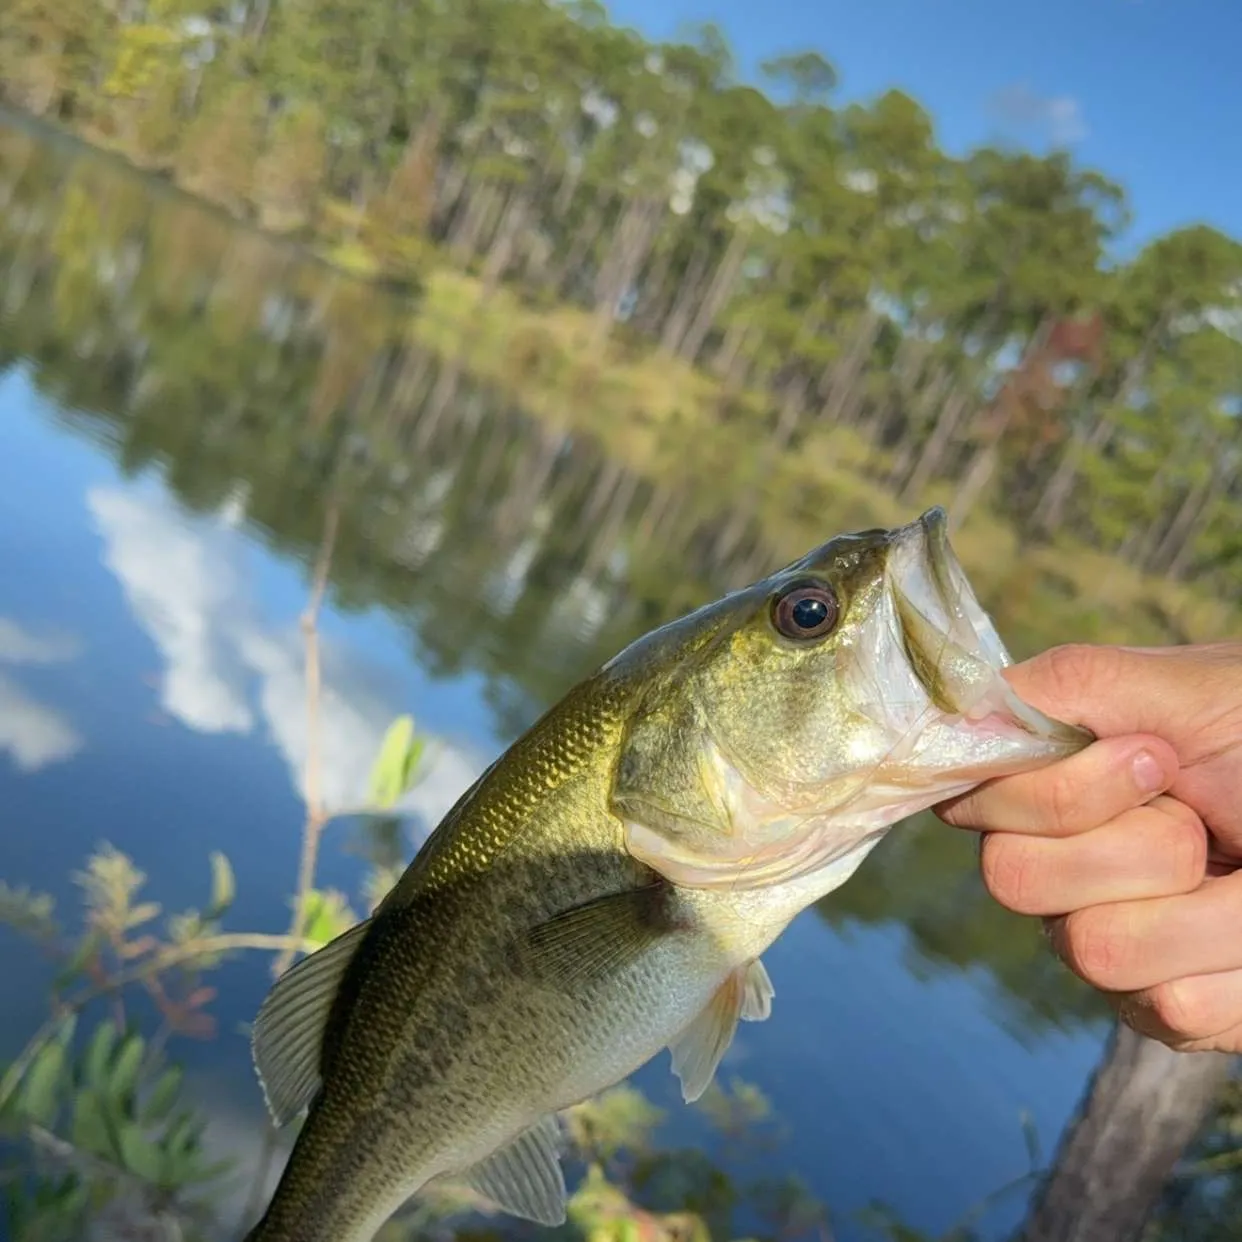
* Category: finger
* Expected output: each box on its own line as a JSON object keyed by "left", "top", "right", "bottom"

{"left": 1000, "top": 643, "right": 1189, "bottom": 737}
{"left": 938, "top": 734, "right": 1177, "bottom": 836}
{"left": 1114, "top": 968, "right": 1242, "bottom": 1051}
{"left": 980, "top": 797, "right": 1207, "bottom": 916}
{"left": 1047, "top": 868, "right": 1242, "bottom": 994}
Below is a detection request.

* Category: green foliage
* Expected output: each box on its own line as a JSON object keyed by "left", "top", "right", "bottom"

{"left": 0, "top": 883, "right": 59, "bottom": 943}
{"left": 368, "top": 714, "right": 428, "bottom": 810}
{"left": 301, "top": 888, "right": 360, "bottom": 947}
{"left": 0, "top": 11, "right": 1239, "bottom": 1235}
{"left": 1, "top": 1016, "right": 228, "bottom": 1237}
{"left": 566, "top": 1085, "right": 667, "bottom": 1168}
{"left": 1148, "top": 1076, "right": 1242, "bottom": 1241}
{"left": 205, "top": 850, "right": 236, "bottom": 922}
{"left": 73, "top": 843, "right": 161, "bottom": 943}
{"left": 0, "top": 0, "right": 1238, "bottom": 616}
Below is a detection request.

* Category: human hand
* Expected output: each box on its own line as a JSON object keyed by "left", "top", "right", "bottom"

{"left": 936, "top": 641, "right": 1242, "bottom": 1053}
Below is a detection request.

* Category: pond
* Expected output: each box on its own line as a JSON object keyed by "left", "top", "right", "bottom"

{"left": 0, "top": 113, "right": 1113, "bottom": 1241}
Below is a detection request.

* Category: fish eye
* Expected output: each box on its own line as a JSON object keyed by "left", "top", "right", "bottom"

{"left": 771, "top": 582, "right": 840, "bottom": 641}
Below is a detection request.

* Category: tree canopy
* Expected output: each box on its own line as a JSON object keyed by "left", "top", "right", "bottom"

{"left": 2, "top": 0, "right": 1241, "bottom": 606}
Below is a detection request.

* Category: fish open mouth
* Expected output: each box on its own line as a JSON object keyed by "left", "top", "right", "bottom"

{"left": 886, "top": 506, "right": 1090, "bottom": 749}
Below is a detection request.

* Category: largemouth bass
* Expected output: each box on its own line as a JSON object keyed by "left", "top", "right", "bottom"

{"left": 242, "top": 507, "right": 1090, "bottom": 1242}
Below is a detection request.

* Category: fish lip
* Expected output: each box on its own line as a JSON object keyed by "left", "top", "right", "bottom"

{"left": 886, "top": 507, "right": 1092, "bottom": 751}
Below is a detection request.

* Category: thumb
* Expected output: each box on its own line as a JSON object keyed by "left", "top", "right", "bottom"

{"left": 1002, "top": 644, "right": 1197, "bottom": 742}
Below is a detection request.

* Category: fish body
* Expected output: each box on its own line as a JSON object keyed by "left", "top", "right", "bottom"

{"left": 243, "top": 508, "right": 1090, "bottom": 1242}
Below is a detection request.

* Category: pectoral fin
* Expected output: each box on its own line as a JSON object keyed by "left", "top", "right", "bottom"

{"left": 522, "top": 884, "right": 679, "bottom": 990}
{"left": 250, "top": 919, "right": 371, "bottom": 1126}
{"left": 463, "top": 1115, "right": 567, "bottom": 1225}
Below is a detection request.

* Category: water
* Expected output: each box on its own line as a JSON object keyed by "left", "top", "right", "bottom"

{"left": 0, "top": 114, "right": 1114, "bottom": 1241}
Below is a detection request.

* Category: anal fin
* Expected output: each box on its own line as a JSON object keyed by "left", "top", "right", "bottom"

{"left": 463, "top": 1114, "right": 567, "bottom": 1225}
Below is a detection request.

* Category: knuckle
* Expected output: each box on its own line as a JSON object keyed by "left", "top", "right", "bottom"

{"left": 1153, "top": 807, "right": 1208, "bottom": 890}
{"left": 1036, "top": 643, "right": 1104, "bottom": 706}
{"left": 1148, "top": 979, "right": 1214, "bottom": 1042}
{"left": 1062, "top": 905, "right": 1134, "bottom": 989}
{"left": 981, "top": 836, "right": 1047, "bottom": 914}
{"left": 1030, "top": 767, "right": 1077, "bottom": 831}
{"left": 1151, "top": 794, "right": 1200, "bottom": 832}
{"left": 936, "top": 790, "right": 981, "bottom": 828}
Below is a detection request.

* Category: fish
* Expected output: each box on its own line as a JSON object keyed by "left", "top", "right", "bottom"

{"left": 242, "top": 506, "right": 1091, "bottom": 1242}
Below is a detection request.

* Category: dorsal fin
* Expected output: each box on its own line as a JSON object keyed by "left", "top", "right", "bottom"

{"left": 250, "top": 918, "right": 371, "bottom": 1126}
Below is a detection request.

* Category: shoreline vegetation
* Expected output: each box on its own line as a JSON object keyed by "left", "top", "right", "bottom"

{"left": 2, "top": 0, "right": 1241, "bottom": 653}
{"left": 3, "top": 4, "right": 1242, "bottom": 1239}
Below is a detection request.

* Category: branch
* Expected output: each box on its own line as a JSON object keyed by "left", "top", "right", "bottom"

{"left": 274, "top": 502, "right": 339, "bottom": 980}
{"left": 0, "top": 932, "right": 317, "bottom": 1115}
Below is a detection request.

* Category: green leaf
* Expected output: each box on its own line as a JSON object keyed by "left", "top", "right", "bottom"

{"left": 83, "top": 1019, "right": 119, "bottom": 1090}
{"left": 54, "top": 929, "right": 103, "bottom": 990}
{"left": 117, "top": 1120, "right": 165, "bottom": 1183}
{"left": 141, "top": 1066, "right": 183, "bottom": 1125}
{"left": 302, "top": 889, "right": 358, "bottom": 947}
{"left": 19, "top": 1041, "right": 67, "bottom": 1127}
{"left": 205, "top": 850, "right": 235, "bottom": 919}
{"left": 125, "top": 900, "right": 162, "bottom": 930}
{"left": 107, "top": 1033, "right": 145, "bottom": 1104}
{"left": 367, "top": 714, "right": 425, "bottom": 809}
{"left": 70, "top": 1087, "right": 115, "bottom": 1158}
{"left": 181, "top": 1154, "right": 234, "bottom": 1185}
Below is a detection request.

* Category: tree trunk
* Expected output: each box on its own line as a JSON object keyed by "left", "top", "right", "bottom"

{"left": 1161, "top": 460, "right": 1234, "bottom": 581}
{"left": 548, "top": 204, "right": 604, "bottom": 300}
{"left": 1030, "top": 407, "right": 1115, "bottom": 535}
{"left": 552, "top": 154, "right": 583, "bottom": 220}
{"left": 1033, "top": 314, "right": 1169, "bottom": 535}
{"left": 822, "top": 308, "right": 882, "bottom": 424}
{"left": 900, "top": 383, "right": 972, "bottom": 503}
{"left": 712, "top": 317, "right": 749, "bottom": 383}
{"left": 480, "top": 185, "right": 532, "bottom": 295}
{"left": 414, "top": 360, "right": 464, "bottom": 451}
{"left": 592, "top": 197, "right": 663, "bottom": 335}
{"left": 772, "top": 374, "right": 810, "bottom": 452}
{"left": 677, "top": 225, "right": 750, "bottom": 364}
{"left": 1014, "top": 1024, "right": 1232, "bottom": 1242}
{"left": 448, "top": 182, "right": 498, "bottom": 264}
{"left": 629, "top": 239, "right": 675, "bottom": 335}
{"left": 435, "top": 153, "right": 473, "bottom": 233}
{"left": 659, "top": 240, "right": 712, "bottom": 354}
{"left": 584, "top": 469, "right": 641, "bottom": 575}
{"left": 886, "top": 365, "right": 949, "bottom": 490}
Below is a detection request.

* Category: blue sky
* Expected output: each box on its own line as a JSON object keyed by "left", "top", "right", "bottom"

{"left": 604, "top": 0, "right": 1241, "bottom": 254}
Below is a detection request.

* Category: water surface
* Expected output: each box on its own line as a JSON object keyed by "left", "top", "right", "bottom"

{"left": 0, "top": 116, "right": 1111, "bottom": 1242}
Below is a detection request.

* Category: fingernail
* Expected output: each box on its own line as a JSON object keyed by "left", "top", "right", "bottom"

{"left": 1132, "top": 749, "right": 1166, "bottom": 795}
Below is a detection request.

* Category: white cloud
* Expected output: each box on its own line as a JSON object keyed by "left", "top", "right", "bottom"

{"left": 0, "top": 618, "right": 81, "bottom": 664}
{"left": 90, "top": 489, "right": 255, "bottom": 734}
{"left": 0, "top": 672, "right": 83, "bottom": 772}
{"left": 87, "top": 485, "right": 486, "bottom": 846}
{"left": 0, "top": 617, "right": 83, "bottom": 773}
{"left": 990, "top": 83, "right": 1089, "bottom": 147}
